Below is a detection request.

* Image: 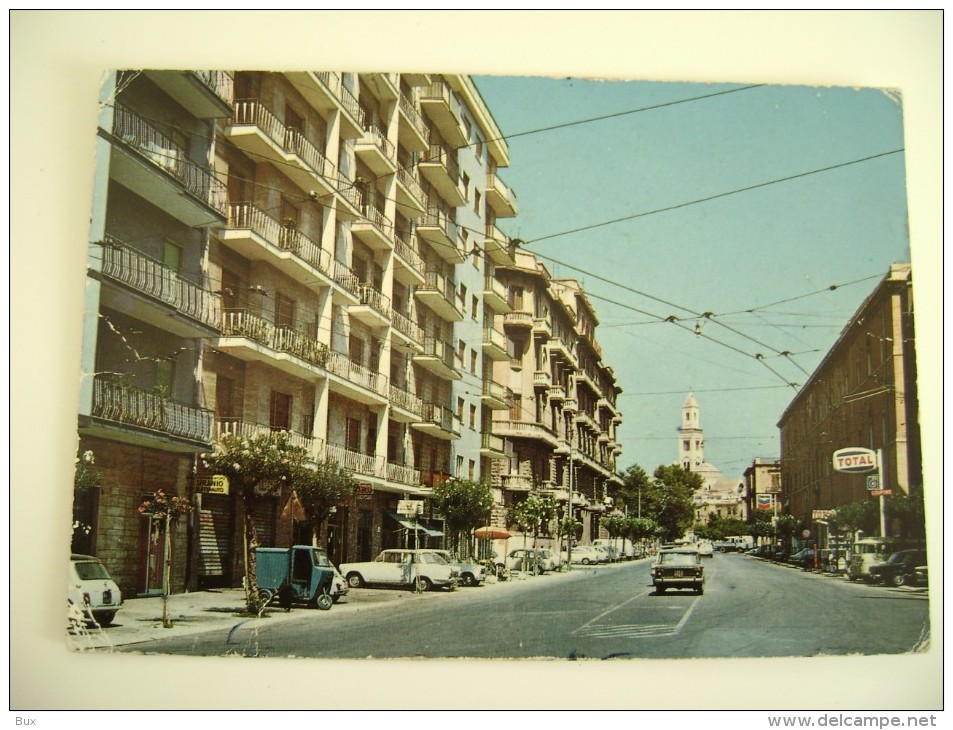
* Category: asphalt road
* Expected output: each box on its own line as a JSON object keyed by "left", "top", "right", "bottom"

{"left": 122, "top": 554, "right": 930, "bottom": 660}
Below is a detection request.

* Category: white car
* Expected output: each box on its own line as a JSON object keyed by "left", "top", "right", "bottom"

{"left": 340, "top": 549, "right": 460, "bottom": 592}
{"left": 312, "top": 547, "right": 349, "bottom": 602}
{"left": 69, "top": 554, "right": 123, "bottom": 626}
{"left": 431, "top": 550, "right": 486, "bottom": 586}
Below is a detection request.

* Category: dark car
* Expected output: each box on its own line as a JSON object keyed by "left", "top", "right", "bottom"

{"left": 867, "top": 549, "right": 927, "bottom": 587}
{"left": 788, "top": 548, "right": 819, "bottom": 569}
{"left": 652, "top": 549, "right": 704, "bottom": 595}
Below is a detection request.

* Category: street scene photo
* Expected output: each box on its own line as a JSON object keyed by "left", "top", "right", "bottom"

{"left": 67, "top": 67, "right": 927, "bottom": 665}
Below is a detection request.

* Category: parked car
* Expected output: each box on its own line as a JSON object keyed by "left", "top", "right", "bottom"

{"left": 567, "top": 545, "right": 607, "bottom": 565}
{"left": 867, "top": 549, "right": 928, "bottom": 587}
{"left": 505, "top": 548, "right": 552, "bottom": 574}
{"left": 915, "top": 565, "right": 929, "bottom": 586}
{"left": 340, "top": 549, "right": 460, "bottom": 592}
{"left": 652, "top": 549, "right": 705, "bottom": 595}
{"left": 432, "top": 550, "right": 486, "bottom": 587}
{"left": 313, "top": 547, "right": 349, "bottom": 602}
{"left": 788, "top": 548, "right": 819, "bottom": 569}
{"left": 591, "top": 540, "right": 620, "bottom": 562}
{"left": 696, "top": 541, "right": 714, "bottom": 558}
{"left": 69, "top": 554, "right": 123, "bottom": 627}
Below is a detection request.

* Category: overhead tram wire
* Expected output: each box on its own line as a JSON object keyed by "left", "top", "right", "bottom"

{"left": 523, "top": 148, "right": 905, "bottom": 246}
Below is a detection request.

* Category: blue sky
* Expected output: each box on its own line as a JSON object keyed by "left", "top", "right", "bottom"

{"left": 473, "top": 76, "right": 911, "bottom": 476}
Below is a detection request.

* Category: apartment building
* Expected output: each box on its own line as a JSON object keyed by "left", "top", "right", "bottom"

{"left": 75, "top": 70, "right": 521, "bottom": 595}
{"left": 777, "top": 263, "right": 921, "bottom": 537}
{"left": 76, "top": 71, "right": 233, "bottom": 597}
{"left": 490, "top": 251, "right": 624, "bottom": 544}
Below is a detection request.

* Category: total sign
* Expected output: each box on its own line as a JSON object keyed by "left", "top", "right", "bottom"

{"left": 832, "top": 447, "right": 878, "bottom": 474}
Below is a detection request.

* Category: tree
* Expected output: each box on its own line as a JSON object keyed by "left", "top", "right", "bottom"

{"left": 749, "top": 511, "right": 776, "bottom": 543}
{"left": 774, "top": 514, "right": 800, "bottom": 556}
{"left": 828, "top": 499, "right": 879, "bottom": 538}
{"left": 887, "top": 490, "right": 926, "bottom": 540}
{"left": 626, "top": 516, "right": 657, "bottom": 556}
{"left": 294, "top": 458, "right": 356, "bottom": 545}
{"left": 429, "top": 477, "right": 494, "bottom": 556}
{"left": 138, "top": 490, "right": 193, "bottom": 627}
{"left": 639, "top": 464, "right": 702, "bottom": 542}
{"left": 616, "top": 464, "right": 652, "bottom": 516}
{"left": 507, "top": 493, "right": 557, "bottom": 572}
{"left": 201, "top": 432, "right": 307, "bottom": 613}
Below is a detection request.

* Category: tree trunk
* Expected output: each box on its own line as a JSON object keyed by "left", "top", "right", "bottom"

{"left": 243, "top": 501, "right": 261, "bottom": 614}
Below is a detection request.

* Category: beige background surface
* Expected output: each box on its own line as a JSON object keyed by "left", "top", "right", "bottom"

{"left": 9, "top": 9, "right": 943, "bottom": 712}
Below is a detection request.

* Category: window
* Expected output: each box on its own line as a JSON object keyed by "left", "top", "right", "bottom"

{"left": 470, "top": 349, "right": 478, "bottom": 374}
{"left": 456, "top": 455, "right": 464, "bottom": 478}
{"left": 475, "top": 137, "right": 483, "bottom": 160}
{"left": 346, "top": 417, "right": 361, "bottom": 451}
{"left": 462, "top": 172, "right": 470, "bottom": 201}
{"left": 457, "top": 397, "right": 465, "bottom": 420}
{"left": 474, "top": 189, "right": 482, "bottom": 216}
{"left": 155, "top": 359, "right": 174, "bottom": 397}
{"left": 221, "top": 269, "right": 240, "bottom": 310}
{"left": 471, "top": 295, "right": 478, "bottom": 320}
{"left": 469, "top": 404, "right": 477, "bottom": 430}
{"left": 463, "top": 116, "right": 473, "bottom": 141}
{"left": 163, "top": 240, "right": 182, "bottom": 273}
{"left": 275, "top": 293, "right": 295, "bottom": 328}
{"left": 468, "top": 459, "right": 476, "bottom": 480}
{"left": 270, "top": 391, "right": 292, "bottom": 431}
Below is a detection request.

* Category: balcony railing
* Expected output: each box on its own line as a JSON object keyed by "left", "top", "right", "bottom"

{"left": 193, "top": 70, "right": 234, "bottom": 106}
{"left": 92, "top": 375, "right": 213, "bottom": 443}
{"left": 337, "top": 83, "right": 366, "bottom": 128}
{"left": 492, "top": 420, "right": 558, "bottom": 446}
{"left": 421, "top": 402, "right": 461, "bottom": 437}
{"left": 425, "top": 144, "right": 461, "bottom": 184}
{"left": 100, "top": 236, "right": 222, "bottom": 329}
{"left": 358, "top": 284, "right": 391, "bottom": 318}
{"left": 112, "top": 104, "right": 227, "bottom": 216}
{"left": 283, "top": 125, "right": 335, "bottom": 179}
{"left": 397, "top": 166, "right": 428, "bottom": 208}
{"left": 399, "top": 92, "right": 430, "bottom": 141}
{"left": 227, "top": 203, "right": 333, "bottom": 279}
{"left": 389, "top": 384, "right": 423, "bottom": 416}
{"left": 332, "top": 259, "right": 360, "bottom": 296}
{"left": 390, "top": 309, "right": 424, "bottom": 345}
{"left": 326, "top": 349, "right": 388, "bottom": 397}
{"left": 501, "top": 473, "right": 533, "bottom": 492}
{"left": 481, "top": 432, "right": 506, "bottom": 454}
{"left": 418, "top": 336, "right": 457, "bottom": 371}
{"left": 393, "top": 232, "right": 425, "bottom": 275}
{"left": 221, "top": 310, "right": 330, "bottom": 370}
{"left": 214, "top": 418, "right": 316, "bottom": 453}
{"left": 386, "top": 461, "right": 421, "bottom": 487}
{"left": 358, "top": 201, "right": 395, "bottom": 242}
{"left": 359, "top": 122, "right": 396, "bottom": 164}
{"left": 324, "top": 442, "right": 382, "bottom": 477}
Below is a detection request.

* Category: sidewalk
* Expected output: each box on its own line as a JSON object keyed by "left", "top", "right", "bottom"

{"left": 66, "top": 561, "right": 630, "bottom": 651}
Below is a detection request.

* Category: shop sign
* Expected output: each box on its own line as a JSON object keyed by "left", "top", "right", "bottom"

{"left": 832, "top": 447, "right": 877, "bottom": 474}
{"left": 357, "top": 483, "right": 373, "bottom": 500}
{"left": 206, "top": 475, "right": 229, "bottom": 495}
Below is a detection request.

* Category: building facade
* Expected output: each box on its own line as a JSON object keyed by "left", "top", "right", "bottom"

{"left": 776, "top": 263, "right": 921, "bottom": 538}
{"left": 489, "top": 250, "right": 624, "bottom": 547}
{"left": 744, "top": 457, "right": 782, "bottom": 517}
{"left": 74, "top": 70, "right": 530, "bottom": 596}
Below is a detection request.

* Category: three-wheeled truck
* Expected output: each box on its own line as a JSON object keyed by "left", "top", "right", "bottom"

{"left": 255, "top": 545, "right": 335, "bottom": 611}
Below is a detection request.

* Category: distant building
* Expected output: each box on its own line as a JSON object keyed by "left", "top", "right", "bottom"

{"left": 675, "top": 393, "right": 747, "bottom": 524}
{"left": 744, "top": 457, "right": 782, "bottom": 516}
{"left": 776, "top": 263, "right": 921, "bottom": 539}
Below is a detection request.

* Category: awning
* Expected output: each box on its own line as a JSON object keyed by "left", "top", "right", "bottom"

{"left": 385, "top": 511, "right": 444, "bottom": 537}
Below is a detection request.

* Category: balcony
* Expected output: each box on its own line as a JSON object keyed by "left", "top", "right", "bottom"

{"left": 325, "top": 349, "right": 388, "bottom": 405}
{"left": 108, "top": 104, "right": 227, "bottom": 226}
{"left": 481, "top": 379, "right": 510, "bottom": 410}
{"left": 98, "top": 236, "right": 221, "bottom": 337}
{"left": 413, "top": 337, "right": 462, "bottom": 381}
{"left": 492, "top": 420, "right": 558, "bottom": 448}
{"left": 355, "top": 121, "right": 397, "bottom": 177}
{"left": 330, "top": 259, "right": 361, "bottom": 304}
{"left": 362, "top": 72, "right": 399, "bottom": 101}
{"left": 352, "top": 202, "right": 395, "bottom": 251}
{"left": 483, "top": 275, "right": 512, "bottom": 313}
{"left": 415, "top": 272, "right": 464, "bottom": 322}
{"left": 540, "top": 487, "right": 570, "bottom": 503}
{"left": 503, "top": 310, "right": 533, "bottom": 330}
{"left": 395, "top": 166, "right": 428, "bottom": 218}
{"left": 501, "top": 473, "right": 534, "bottom": 492}
{"left": 143, "top": 70, "right": 234, "bottom": 118}
{"left": 324, "top": 442, "right": 384, "bottom": 479}
{"left": 597, "top": 396, "right": 620, "bottom": 418}
{"left": 332, "top": 171, "right": 364, "bottom": 220}
{"left": 389, "top": 309, "right": 424, "bottom": 353}
{"left": 222, "top": 203, "right": 337, "bottom": 291}
{"left": 533, "top": 370, "right": 552, "bottom": 389}
{"left": 214, "top": 418, "right": 316, "bottom": 456}
{"left": 389, "top": 384, "right": 423, "bottom": 422}
{"left": 482, "top": 326, "right": 509, "bottom": 362}
{"left": 386, "top": 461, "right": 422, "bottom": 488}
{"left": 547, "top": 337, "right": 578, "bottom": 368}
{"left": 412, "top": 402, "right": 461, "bottom": 440}
{"left": 282, "top": 72, "right": 364, "bottom": 138}
{"left": 218, "top": 310, "right": 330, "bottom": 381}
{"left": 418, "top": 145, "right": 466, "bottom": 207}
{"left": 397, "top": 93, "right": 430, "bottom": 153}
{"left": 226, "top": 100, "right": 337, "bottom": 199}
{"left": 350, "top": 284, "right": 391, "bottom": 329}
{"left": 563, "top": 398, "right": 578, "bottom": 413}
{"left": 419, "top": 80, "right": 467, "bottom": 148}
{"left": 533, "top": 317, "right": 553, "bottom": 340}
{"left": 416, "top": 209, "right": 465, "bottom": 263}
{"left": 549, "top": 384, "right": 566, "bottom": 403}
{"left": 480, "top": 432, "right": 507, "bottom": 459}
{"left": 392, "top": 233, "right": 426, "bottom": 287}
{"left": 554, "top": 438, "right": 571, "bottom": 456}
{"left": 576, "top": 368, "right": 599, "bottom": 394}
{"left": 486, "top": 171, "right": 518, "bottom": 218}
{"left": 484, "top": 224, "right": 517, "bottom": 266}
{"left": 89, "top": 375, "right": 213, "bottom": 448}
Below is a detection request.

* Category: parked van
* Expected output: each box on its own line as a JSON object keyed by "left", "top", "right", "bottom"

{"left": 847, "top": 538, "right": 895, "bottom": 582}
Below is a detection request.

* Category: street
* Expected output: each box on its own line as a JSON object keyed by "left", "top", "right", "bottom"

{"left": 121, "top": 554, "right": 930, "bottom": 660}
